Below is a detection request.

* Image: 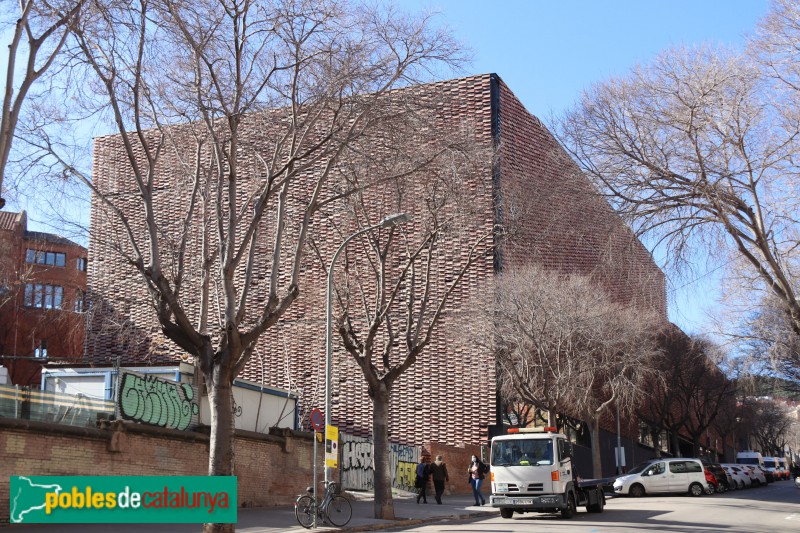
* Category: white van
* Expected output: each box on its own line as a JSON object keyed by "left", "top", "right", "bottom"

{"left": 736, "top": 451, "right": 765, "bottom": 468}
{"left": 613, "top": 458, "right": 708, "bottom": 497}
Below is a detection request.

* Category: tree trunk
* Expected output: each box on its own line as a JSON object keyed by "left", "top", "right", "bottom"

{"left": 372, "top": 384, "right": 395, "bottom": 520}
{"left": 589, "top": 417, "right": 602, "bottom": 479}
{"left": 204, "top": 363, "right": 235, "bottom": 533}
{"left": 651, "top": 430, "right": 662, "bottom": 458}
{"left": 670, "top": 431, "right": 681, "bottom": 457}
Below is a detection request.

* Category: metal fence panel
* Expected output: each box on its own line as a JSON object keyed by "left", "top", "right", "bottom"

{"left": 339, "top": 433, "right": 420, "bottom": 492}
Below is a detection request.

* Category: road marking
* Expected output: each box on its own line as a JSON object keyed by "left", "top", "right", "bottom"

{"left": 786, "top": 514, "right": 799, "bottom": 521}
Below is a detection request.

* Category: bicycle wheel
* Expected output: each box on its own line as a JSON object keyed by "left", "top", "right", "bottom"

{"left": 295, "top": 495, "right": 316, "bottom": 529}
{"left": 325, "top": 495, "right": 352, "bottom": 527}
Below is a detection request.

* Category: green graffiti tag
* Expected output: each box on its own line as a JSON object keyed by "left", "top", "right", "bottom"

{"left": 117, "top": 372, "right": 198, "bottom": 430}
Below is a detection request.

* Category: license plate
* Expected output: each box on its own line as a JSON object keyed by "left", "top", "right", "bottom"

{"left": 512, "top": 498, "right": 533, "bottom": 505}
{"left": 540, "top": 497, "right": 559, "bottom": 504}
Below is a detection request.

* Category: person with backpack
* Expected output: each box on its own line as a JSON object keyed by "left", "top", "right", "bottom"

{"left": 467, "top": 454, "right": 489, "bottom": 506}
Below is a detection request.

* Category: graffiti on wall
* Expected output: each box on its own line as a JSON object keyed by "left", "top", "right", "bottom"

{"left": 340, "top": 435, "right": 374, "bottom": 491}
{"left": 390, "top": 443, "right": 418, "bottom": 491}
{"left": 339, "top": 433, "right": 419, "bottom": 492}
{"left": 117, "top": 372, "right": 199, "bottom": 430}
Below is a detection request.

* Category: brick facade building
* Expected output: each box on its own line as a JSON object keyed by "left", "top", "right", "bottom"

{"left": 0, "top": 211, "right": 88, "bottom": 386}
{"left": 88, "top": 74, "right": 668, "bottom": 451}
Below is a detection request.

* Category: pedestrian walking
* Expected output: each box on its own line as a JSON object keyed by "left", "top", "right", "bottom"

{"left": 467, "top": 454, "right": 488, "bottom": 505}
{"left": 429, "top": 455, "right": 449, "bottom": 504}
{"left": 415, "top": 459, "right": 430, "bottom": 503}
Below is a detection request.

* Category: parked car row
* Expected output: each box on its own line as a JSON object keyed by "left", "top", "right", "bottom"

{"left": 613, "top": 457, "right": 792, "bottom": 498}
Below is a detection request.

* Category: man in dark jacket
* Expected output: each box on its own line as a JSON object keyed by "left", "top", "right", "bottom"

{"left": 415, "top": 459, "right": 429, "bottom": 503}
{"left": 428, "top": 455, "right": 450, "bottom": 504}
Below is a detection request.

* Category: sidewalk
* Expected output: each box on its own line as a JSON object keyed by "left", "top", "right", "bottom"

{"left": 7, "top": 490, "right": 498, "bottom": 532}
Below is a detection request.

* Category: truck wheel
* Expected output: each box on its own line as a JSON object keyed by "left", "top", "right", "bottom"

{"left": 561, "top": 493, "right": 576, "bottom": 519}
{"left": 629, "top": 484, "right": 645, "bottom": 498}
{"left": 689, "top": 482, "right": 704, "bottom": 497}
{"left": 500, "top": 508, "right": 514, "bottom": 519}
{"left": 587, "top": 492, "right": 605, "bottom": 513}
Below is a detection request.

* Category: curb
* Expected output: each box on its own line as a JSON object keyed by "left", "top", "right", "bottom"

{"left": 340, "top": 510, "right": 498, "bottom": 532}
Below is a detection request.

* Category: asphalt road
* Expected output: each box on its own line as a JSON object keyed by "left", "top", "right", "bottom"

{"left": 400, "top": 480, "right": 800, "bottom": 533}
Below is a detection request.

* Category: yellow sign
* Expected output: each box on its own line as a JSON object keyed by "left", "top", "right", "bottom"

{"left": 325, "top": 425, "right": 339, "bottom": 468}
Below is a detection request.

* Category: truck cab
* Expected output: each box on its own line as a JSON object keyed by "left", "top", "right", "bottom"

{"left": 489, "top": 427, "right": 605, "bottom": 519}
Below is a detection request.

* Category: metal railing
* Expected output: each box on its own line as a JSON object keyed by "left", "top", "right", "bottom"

{"left": 0, "top": 384, "right": 114, "bottom": 428}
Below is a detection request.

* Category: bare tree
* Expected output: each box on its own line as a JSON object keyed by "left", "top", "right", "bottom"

{"left": 636, "top": 328, "right": 694, "bottom": 458}
{"left": 735, "top": 294, "right": 800, "bottom": 389}
{"left": 320, "top": 122, "right": 494, "bottom": 519}
{"left": 747, "top": 397, "right": 794, "bottom": 456}
{"left": 486, "top": 264, "right": 662, "bottom": 478}
{"left": 21, "top": 1, "right": 463, "bottom": 531}
{"left": 555, "top": 40, "right": 800, "bottom": 380}
{"left": 0, "top": 0, "right": 84, "bottom": 208}
{"left": 679, "top": 337, "right": 734, "bottom": 457}
{"left": 639, "top": 331, "right": 733, "bottom": 458}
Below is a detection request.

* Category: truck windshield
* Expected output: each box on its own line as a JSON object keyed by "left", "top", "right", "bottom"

{"left": 762, "top": 459, "right": 776, "bottom": 468}
{"left": 739, "top": 458, "right": 761, "bottom": 466}
{"left": 491, "top": 439, "right": 553, "bottom": 466}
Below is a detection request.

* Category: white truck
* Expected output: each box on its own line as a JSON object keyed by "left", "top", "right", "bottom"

{"left": 489, "top": 427, "right": 607, "bottom": 519}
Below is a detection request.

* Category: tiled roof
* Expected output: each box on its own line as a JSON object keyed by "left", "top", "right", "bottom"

{"left": 24, "top": 230, "right": 82, "bottom": 248}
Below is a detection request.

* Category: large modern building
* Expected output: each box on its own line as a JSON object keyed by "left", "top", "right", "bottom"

{"left": 0, "top": 210, "right": 88, "bottom": 386}
{"left": 87, "top": 74, "right": 668, "bottom": 455}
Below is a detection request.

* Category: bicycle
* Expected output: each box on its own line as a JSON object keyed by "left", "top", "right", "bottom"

{"left": 295, "top": 480, "right": 352, "bottom": 528}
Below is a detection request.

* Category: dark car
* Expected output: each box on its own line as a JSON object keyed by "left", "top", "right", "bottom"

{"left": 705, "top": 463, "right": 731, "bottom": 492}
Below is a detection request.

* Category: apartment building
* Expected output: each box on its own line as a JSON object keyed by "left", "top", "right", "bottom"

{"left": 0, "top": 211, "right": 87, "bottom": 386}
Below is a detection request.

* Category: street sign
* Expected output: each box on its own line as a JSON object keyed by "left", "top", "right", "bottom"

{"left": 310, "top": 408, "right": 325, "bottom": 431}
{"left": 325, "top": 424, "right": 339, "bottom": 468}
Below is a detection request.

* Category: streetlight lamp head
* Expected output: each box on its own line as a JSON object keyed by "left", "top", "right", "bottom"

{"left": 380, "top": 213, "right": 410, "bottom": 227}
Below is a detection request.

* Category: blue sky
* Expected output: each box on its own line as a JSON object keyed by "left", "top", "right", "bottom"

{"left": 404, "top": 0, "right": 771, "bottom": 334}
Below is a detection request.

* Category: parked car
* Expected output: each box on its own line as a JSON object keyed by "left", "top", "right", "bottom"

{"left": 705, "top": 463, "right": 731, "bottom": 491}
{"left": 613, "top": 458, "right": 708, "bottom": 497}
{"left": 743, "top": 465, "right": 767, "bottom": 486}
{"left": 704, "top": 468, "right": 719, "bottom": 494}
{"left": 722, "top": 464, "right": 752, "bottom": 489}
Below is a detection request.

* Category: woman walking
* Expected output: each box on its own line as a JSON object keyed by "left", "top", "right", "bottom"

{"left": 468, "top": 455, "right": 488, "bottom": 506}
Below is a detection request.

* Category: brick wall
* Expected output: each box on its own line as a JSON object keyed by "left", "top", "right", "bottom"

{"left": 0, "top": 418, "right": 323, "bottom": 524}
{"left": 0, "top": 419, "right": 484, "bottom": 524}
{"left": 495, "top": 78, "right": 667, "bottom": 320}
{"left": 86, "top": 73, "right": 669, "bottom": 454}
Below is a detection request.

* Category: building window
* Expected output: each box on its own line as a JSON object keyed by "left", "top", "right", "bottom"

{"left": 76, "top": 257, "right": 87, "bottom": 271}
{"left": 23, "top": 283, "right": 64, "bottom": 309}
{"left": 34, "top": 339, "right": 48, "bottom": 359}
{"left": 74, "top": 289, "right": 84, "bottom": 312}
{"left": 25, "top": 249, "right": 66, "bottom": 267}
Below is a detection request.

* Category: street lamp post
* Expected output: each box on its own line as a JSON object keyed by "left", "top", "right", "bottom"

{"left": 324, "top": 213, "right": 410, "bottom": 484}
